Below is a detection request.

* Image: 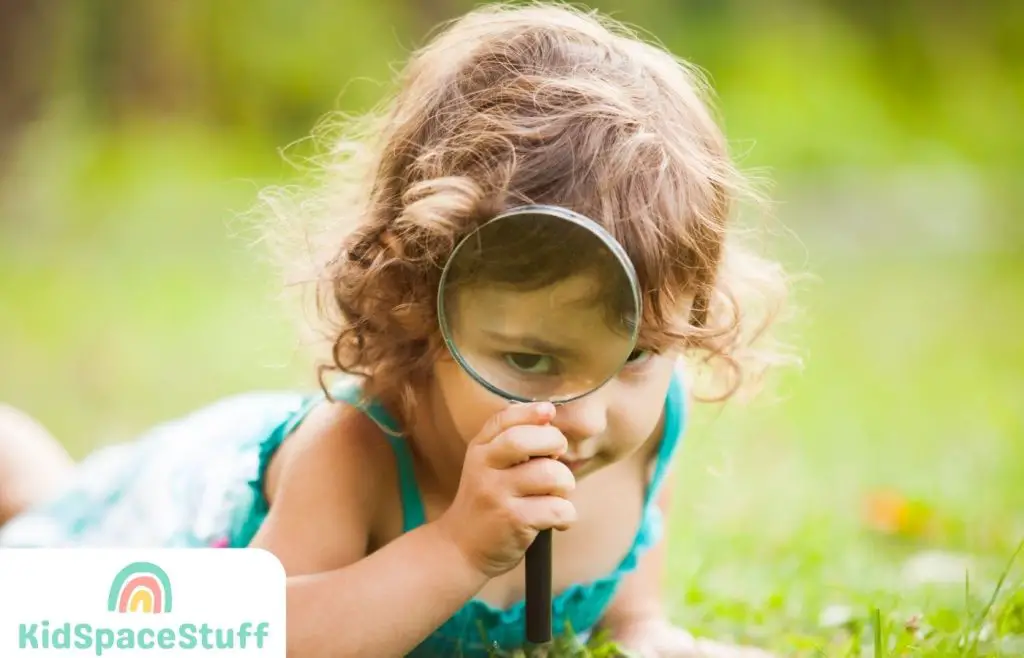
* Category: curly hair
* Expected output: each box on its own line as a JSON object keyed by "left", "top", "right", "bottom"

{"left": 259, "top": 2, "right": 794, "bottom": 420}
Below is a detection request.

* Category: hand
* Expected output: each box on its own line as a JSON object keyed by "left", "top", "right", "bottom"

{"left": 436, "top": 402, "right": 577, "bottom": 578}
{"left": 611, "top": 617, "right": 775, "bottom": 658}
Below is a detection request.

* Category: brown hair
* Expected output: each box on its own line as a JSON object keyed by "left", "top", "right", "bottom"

{"left": 260, "top": 2, "right": 794, "bottom": 419}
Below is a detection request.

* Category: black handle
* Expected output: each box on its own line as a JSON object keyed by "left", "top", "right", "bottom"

{"left": 525, "top": 528, "right": 553, "bottom": 644}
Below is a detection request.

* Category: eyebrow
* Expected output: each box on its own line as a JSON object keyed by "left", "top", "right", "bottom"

{"left": 478, "top": 329, "right": 578, "bottom": 357}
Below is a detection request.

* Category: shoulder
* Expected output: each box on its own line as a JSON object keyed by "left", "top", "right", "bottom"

{"left": 622, "top": 360, "right": 688, "bottom": 499}
{"left": 263, "top": 398, "right": 395, "bottom": 505}
{"left": 251, "top": 395, "right": 400, "bottom": 574}
{"left": 643, "top": 360, "right": 688, "bottom": 452}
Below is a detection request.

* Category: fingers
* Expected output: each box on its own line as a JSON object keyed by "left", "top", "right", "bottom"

{"left": 514, "top": 495, "right": 577, "bottom": 532}
{"left": 485, "top": 424, "right": 568, "bottom": 469}
{"left": 506, "top": 457, "right": 575, "bottom": 498}
{"left": 508, "top": 459, "right": 576, "bottom": 533}
{"left": 463, "top": 403, "right": 577, "bottom": 536}
{"left": 471, "top": 402, "right": 556, "bottom": 447}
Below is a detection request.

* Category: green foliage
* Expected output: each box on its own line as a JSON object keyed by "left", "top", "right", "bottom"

{"left": 31, "top": 0, "right": 1024, "bottom": 170}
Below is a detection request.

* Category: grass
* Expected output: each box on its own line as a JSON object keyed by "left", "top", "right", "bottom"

{"left": 1, "top": 122, "right": 1022, "bottom": 656}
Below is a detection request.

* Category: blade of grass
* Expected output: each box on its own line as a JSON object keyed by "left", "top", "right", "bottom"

{"left": 873, "top": 608, "right": 885, "bottom": 658}
{"left": 966, "top": 538, "right": 1024, "bottom": 656}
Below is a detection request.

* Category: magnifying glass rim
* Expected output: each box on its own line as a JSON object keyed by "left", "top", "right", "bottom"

{"left": 436, "top": 203, "right": 643, "bottom": 404}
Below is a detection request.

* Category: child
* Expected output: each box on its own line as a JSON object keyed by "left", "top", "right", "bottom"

{"left": 0, "top": 3, "right": 788, "bottom": 656}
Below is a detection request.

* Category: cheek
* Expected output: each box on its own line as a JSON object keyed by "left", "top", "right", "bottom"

{"left": 433, "top": 359, "right": 510, "bottom": 444}
{"left": 607, "top": 359, "right": 677, "bottom": 451}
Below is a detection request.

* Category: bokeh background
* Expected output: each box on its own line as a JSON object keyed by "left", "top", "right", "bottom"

{"left": 1, "top": 0, "right": 1022, "bottom": 653}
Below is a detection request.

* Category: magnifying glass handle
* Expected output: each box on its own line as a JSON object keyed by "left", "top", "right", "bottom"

{"left": 525, "top": 528, "right": 553, "bottom": 644}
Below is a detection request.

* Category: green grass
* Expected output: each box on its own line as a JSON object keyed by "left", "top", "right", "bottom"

{"left": 1, "top": 123, "right": 1022, "bottom": 656}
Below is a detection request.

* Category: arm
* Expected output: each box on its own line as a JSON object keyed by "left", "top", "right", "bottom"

{"left": 284, "top": 523, "right": 488, "bottom": 658}
{"left": 249, "top": 403, "right": 488, "bottom": 658}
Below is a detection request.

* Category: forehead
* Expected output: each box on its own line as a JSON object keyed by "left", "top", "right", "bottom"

{"left": 455, "top": 272, "right": 613, "bottom": 323}
{"left": 499, "top": 273, "right": 600, "bottom": 307}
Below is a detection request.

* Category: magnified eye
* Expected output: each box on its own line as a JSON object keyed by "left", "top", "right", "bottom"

{"left": 503, "top": 353, "right": 557, "bottom": 375}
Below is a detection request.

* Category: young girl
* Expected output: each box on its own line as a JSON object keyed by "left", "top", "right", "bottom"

{"left": 0, "top": 3, "right": 788, "bottom": 657}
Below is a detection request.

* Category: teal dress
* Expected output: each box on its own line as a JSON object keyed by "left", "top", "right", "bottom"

{"left": 0, "top": 369, "right": 688, "bottom": 656}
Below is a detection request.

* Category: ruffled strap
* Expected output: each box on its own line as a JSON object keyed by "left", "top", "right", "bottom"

{"left": 327, "top": 379, "right": 427, "bottom": 532}
{"left": 616, "top": 362, "right": 688, "bottom": 570}
{"left": 646, "top": 362, "right": 688, "bottom": 504}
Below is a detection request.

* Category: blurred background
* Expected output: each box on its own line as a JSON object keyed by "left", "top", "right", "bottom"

{"left": 1, "top": 0, "right": 1022, "bottom": 649}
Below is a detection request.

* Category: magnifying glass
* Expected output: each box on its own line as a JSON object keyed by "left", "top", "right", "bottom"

{"left": 436, "top": 204, "right": 642, "bottom": 646}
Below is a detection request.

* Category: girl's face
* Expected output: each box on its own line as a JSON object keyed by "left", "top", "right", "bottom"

{"left": 430, "top": 273, "right": 679, "bottom": 478}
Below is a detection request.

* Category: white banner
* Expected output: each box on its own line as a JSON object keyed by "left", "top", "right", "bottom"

{"left": 0, "top": 549, "right": 286, "bottom": 657}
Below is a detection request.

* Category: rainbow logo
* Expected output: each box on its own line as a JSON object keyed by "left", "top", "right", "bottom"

{"left": 106, "top": 562, "right": 173, "bottom": 614}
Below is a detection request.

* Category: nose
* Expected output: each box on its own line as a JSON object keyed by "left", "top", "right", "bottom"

{"left": 552, "top": 390, "right": 608, "bottom": 445}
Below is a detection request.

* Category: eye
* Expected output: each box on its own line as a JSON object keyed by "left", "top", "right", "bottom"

{"left": 503, "top": 353, "right": 557, "bottom": 375}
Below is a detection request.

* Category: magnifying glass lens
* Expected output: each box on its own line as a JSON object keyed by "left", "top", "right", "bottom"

{"left": 437, "top": 206, "right": 641, "bottom": 404}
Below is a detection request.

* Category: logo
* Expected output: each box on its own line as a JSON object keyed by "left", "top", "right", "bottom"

{"left": 108, "top": 562, "right": 172, "bottom": 615}
{"left": 0, "top": 549, "right": 285, "bottom": 656}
